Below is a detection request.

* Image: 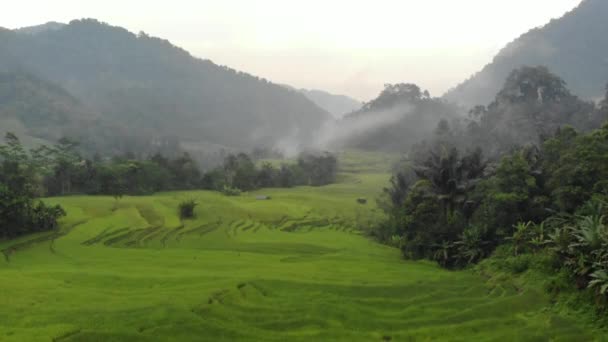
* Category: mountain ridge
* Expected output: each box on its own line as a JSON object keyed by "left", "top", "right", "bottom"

{"left": 0, "top": 18, "right": 331, "bottom": 153}
{"left": 444, "top": 0, "right": 608, "bottom": 108}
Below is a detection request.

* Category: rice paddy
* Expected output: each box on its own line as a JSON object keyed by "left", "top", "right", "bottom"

{"left": 0, "top": 151, "right": 600, "bottom": 341}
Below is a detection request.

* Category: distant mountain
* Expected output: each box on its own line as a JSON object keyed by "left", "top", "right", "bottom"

{"left": 298, "top": 89, "right": 362, "bottom": 119}
{"left": 0, "top": 19, "right": 330, "bottom": 152}
{"left": 444, "top": 0, "right": 608, "bottom": 108}
{"left": 15, "top": 22, "right": 66, "bottom": 35}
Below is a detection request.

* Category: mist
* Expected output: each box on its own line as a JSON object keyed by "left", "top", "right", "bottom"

{"left": 312, "top": 104, "right": 412, "bottom": 150}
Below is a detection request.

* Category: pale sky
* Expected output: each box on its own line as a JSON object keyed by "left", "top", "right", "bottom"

{"left": 2, "top": 0, "right": 583, "bottom": 101}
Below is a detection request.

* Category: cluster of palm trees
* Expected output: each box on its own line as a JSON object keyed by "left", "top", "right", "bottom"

{"left": 376, "top": 142, "right": 493, "bottom": 267}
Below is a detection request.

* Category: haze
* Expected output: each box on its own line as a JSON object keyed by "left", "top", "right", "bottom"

{"left": 2, "top": 0, "right": 582, "bottom": 100}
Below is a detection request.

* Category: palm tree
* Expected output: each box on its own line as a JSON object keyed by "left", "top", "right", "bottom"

{"left": 455, "top": 226, "right": 491, "bottom": 265}
{"left": 414, "top": 145, "right": 486, "bottom": 219}
{"left": 571, "top": 215, "right": 606, "bottom": 251}
{"left": 432, "top": 241, "right": 455, "bottom": 268}
{"left": 508, "top": 221, "right": 533, "bottom": 256}
{"left": 589, "top": 269, "right": 608, "bottom": 295}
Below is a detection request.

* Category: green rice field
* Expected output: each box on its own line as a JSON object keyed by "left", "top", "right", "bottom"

{"left": 0, "top": 151, "right": 600, "bottom": 341}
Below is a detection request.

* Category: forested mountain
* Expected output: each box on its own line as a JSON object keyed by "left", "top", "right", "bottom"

{"left": 0, "top": 19, "right": 330, "bottom": 152}
{"left": 0, "top": 71, "right": 143, "bottom": 152}
{"left": 298, "top": 89, "right": 362, "bottom": 119}
{"left": 0, "top": 71, "right": 87, "bottom": 143}
{"left": 428, "top": 66, "right": 605, "bottom": 159}
{"left": 444, "top": 0, "right": 608, "bottom": 108}
{"left": 335, "top": 84, "right": 461, "bottom": 151}
{"left": 463, "top": 66, "right": 601, "bottom": 156}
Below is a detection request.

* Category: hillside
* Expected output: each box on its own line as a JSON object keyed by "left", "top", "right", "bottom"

{"left": 444, "top": 0, "right": 608, "bottom": 108}
{"left": 0, "top": 71, "right": 83, "bottom": 145}
{"left": 0, "top": 19, "right": 330, "bottom": 151}
{"left": 0, "top": 71, "right": 144, "bottom": 152}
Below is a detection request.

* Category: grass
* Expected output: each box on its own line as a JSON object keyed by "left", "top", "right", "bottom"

{"left": 0, "top": 151, "right": 603, "bottom": 341}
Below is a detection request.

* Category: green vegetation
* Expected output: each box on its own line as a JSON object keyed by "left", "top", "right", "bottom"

{"left": 0, "top": 132, "right": 338, "bottom": 239}
{"left": 202, "top": 151, "right": 337, "bottom": 191}
{"left": 0, "top": 133, "right": 65, "bottom": 239}
{"left": 0, "top": 151, "right": 602, "bottom": 340}
{"left": 375, "top": 67, "right": 608, "bottom": 316}
{"left": 1, "top": 5, "right": 608, "bottom": 340}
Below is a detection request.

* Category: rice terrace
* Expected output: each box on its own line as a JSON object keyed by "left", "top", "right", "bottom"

{"left": 3, "top": 1, "right": 608, "bottom": 340}
{"left": 0, "top": 152, "right": 601, "bottom": 341}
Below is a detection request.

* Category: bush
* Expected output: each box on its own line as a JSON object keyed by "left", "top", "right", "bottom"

{"left": 178, "top": 200, "right": 198, "bottom": 219}
{"left": 1, "top": 184, "right": 66, "bottom": 239}
{"left": 501, "top": 254, "right": 533, "bottom": 274}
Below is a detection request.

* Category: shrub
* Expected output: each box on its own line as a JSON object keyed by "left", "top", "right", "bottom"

{"left": 178, "top": 200, "right": 198, "bottom": 219}
{"left": 503, "top": 254, "right": 533, "bottom": 274}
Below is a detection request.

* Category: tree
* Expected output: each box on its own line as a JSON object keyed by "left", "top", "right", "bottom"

{"left": 220, "top": 153, "right": 257, "bottom": 191}
{"left": 377, "top": 143, "right": 487, "bottom": 264}
{"left": 382, "top": 171, "right": 415, "bottom": 212}
{"left": 178, "top": 200, "right": 198, "bottom": 219}
{"left": 0, "top": 133, "right": 37, "bottom": 197}
{"left": 297, "top": 152, "right": 337, "bottom": 186}
{"left": 0, "top": 133, "right": 65, "bottom": 239}
{"left": 413, "top": 144, "right": 485, "bottom": 219}
{"left": 257, "top": 162, "right": 277, "bottom": 188}
{"left": 472, "top": 147, "right": 547, "bottom": 237}
{"left": 465, "top": 66, "right": 596, "bottom": 158}
{"left": 545, "top": 124, "right": 608, "bottom": 212}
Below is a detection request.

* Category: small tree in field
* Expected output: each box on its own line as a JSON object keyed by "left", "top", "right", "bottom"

{"left": 110, "top": 181, "right": 126, "bottom": 211}
{"left": 179, "top": 200, "right": 198, "bottom": 219}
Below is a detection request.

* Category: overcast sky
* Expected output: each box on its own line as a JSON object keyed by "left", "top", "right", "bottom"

{"left": 2, "top": 0, "right": 583, "bottom": 101}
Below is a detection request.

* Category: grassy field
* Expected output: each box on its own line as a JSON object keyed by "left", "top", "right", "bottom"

{"left": 0, "top": 151, "right": 601, "bottom": 341}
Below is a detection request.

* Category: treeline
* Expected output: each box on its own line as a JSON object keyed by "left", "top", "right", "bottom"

{"left": 201, "top": 152, "right": 338, "bottom": 193}
{"left": 4, "top": 136, "right": 201, "bottom": 197}
{"left": 0, "top": 134, "right": 338, "bottom": 198}
{"left": 374, "top": 66, "right": 608, "bottom": 308}
{"left": 0, "top": 133, "right": 337, "bottom": 238}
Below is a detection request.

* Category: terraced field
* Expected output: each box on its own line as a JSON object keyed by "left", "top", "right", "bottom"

{"left": 0, "top": 151, "right": 599, "bottom": 341}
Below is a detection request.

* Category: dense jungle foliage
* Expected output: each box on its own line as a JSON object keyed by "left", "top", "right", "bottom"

{"left": 375, "top": 67, "right": 608, "bottom": 311}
